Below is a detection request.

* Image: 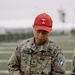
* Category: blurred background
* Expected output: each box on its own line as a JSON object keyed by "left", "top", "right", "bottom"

{"left": 0, "top": 0, "right": 75, "bottom": 75}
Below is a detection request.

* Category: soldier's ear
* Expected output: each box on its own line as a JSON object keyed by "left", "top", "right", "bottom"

{"left": 32, "top": 25, "right": 34, "bottom": 28}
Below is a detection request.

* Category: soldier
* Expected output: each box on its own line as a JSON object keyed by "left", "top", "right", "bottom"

{"left": 71, "top": 48, "right": 75, "bottom": 75}
{"left": 8, "top": 13, "right": 66, "bottom": 75}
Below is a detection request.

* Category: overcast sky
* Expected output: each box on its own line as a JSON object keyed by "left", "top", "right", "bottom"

{"left": 0, "top": 0, "right": 75, "bottom": 29}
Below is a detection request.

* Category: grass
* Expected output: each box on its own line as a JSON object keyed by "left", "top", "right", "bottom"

{"left": 0, "top": 63, "right": 8, "bottom": 70}
{"left": 50, "top": 35, "right": 75, "bottom": 50}
{"left": 64, "top": 53, "right": 73, "bottom": 59}
{"left": 66, "top": 62, "right": 71, "bottom": 70}
{"left": 0, "top": 54, "right": 11, "bottom": 59}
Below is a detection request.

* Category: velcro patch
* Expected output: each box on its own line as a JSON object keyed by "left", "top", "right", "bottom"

{"left": 59, "top": 57, "right": 64, "bottom": 67}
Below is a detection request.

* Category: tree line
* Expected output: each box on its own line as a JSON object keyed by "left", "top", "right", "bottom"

{"left": 0, "top": 29, "right": 75, "bottom": 42}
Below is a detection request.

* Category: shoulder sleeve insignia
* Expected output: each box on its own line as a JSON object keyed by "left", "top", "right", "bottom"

{"left": 59, "top": 57, "right": 65, "bottom": 67}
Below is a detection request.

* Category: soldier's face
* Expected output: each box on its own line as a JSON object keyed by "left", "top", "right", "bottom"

{"left": 33, "top": 30, "right": 49, "bottom": 45}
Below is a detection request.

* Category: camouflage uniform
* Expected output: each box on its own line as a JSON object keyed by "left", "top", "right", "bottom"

{"left": 8, "top": 37, "right": 66, "bottom": 75}
{"left": 71, "top": 57, "right": 75, "bottom": 75}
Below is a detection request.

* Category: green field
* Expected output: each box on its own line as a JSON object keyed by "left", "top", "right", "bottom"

{"left": 50, "top": 35, "right": 75, "bottom": 50}
{"left": 0, "top": 35, "right": 75, "bottom": 75}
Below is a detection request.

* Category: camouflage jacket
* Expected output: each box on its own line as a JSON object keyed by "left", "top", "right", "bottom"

{"left": 71, "top": 57, "right": 75, "bottom": 75}
{"left": 8, "top": 37, "right": 66, "bottom": 75}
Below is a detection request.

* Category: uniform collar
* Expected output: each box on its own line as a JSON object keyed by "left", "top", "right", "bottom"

{"left": 26, "top": 37, "right": 50, "bottom": 52}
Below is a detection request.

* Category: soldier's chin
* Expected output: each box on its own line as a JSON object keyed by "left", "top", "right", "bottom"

{"left": 36, "top": 41, "right": 45, "bottom": 45}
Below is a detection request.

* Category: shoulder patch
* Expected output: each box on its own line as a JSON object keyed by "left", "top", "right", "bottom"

{"left": 59, "top": 57, "right": 65, "bottom": 67}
